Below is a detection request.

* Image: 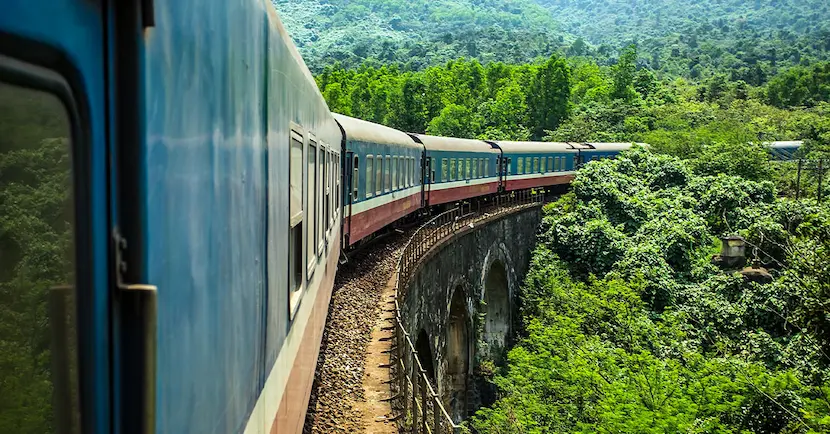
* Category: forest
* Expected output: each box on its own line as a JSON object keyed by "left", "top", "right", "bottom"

{"left": 472, "top": 146, "right": 830, "bottom": 433}
{"left": 274, "top": 0, "right": 830, "bottom": 78}
{"left": 314, "top": 47, "right": 830, "bottom": 160}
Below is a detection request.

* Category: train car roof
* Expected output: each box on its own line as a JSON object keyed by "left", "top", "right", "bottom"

{"left": 492, "top": 141, "right": 578, "bottom": 153}
{"left": 412, "top": 134, "right": 498, "bottom": 153}
{"left": 581, "top": 142, "right": 645, "bottom": 151}
{"left": 767, "top": 141, "right": 803, "bottom": 148}
{"left": 333, "top": 113, "right": 422, "bottom": 149}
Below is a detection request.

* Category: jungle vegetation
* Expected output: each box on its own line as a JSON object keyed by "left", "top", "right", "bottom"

{"left": 274, "top": 0, "right": 830, "bottom": 78}
{"left": 471, "top": 147, "right": 830, "bottom": 433}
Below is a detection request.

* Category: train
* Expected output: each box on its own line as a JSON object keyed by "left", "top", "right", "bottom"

{"left": 0, "top": 1, "right": 801, "bottom": 434}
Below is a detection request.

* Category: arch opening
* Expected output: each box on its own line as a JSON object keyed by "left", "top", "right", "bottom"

{"left": 415, "top": 329, "right": 436, "bottom": 383}
{"left": 447, "top": 286, "right": 469, "bottom": 423}
{"left": 483, "top": 260, "right": 510, "bottom": 363}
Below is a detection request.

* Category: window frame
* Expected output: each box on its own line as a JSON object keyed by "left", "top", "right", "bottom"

{"left": 288, "top": 125, "right": 306, "bottom": 316}
{"left": 366, "top": 155, "right": 374, "bottom": 198}
{"left": 306, "top": 136, "right": 318, "bottom": 276}
{"left": 384, "top": 155, "right": 391, "bottom": 193}
{"left": 0, "top": 55, "right": 96, "bottom": 430}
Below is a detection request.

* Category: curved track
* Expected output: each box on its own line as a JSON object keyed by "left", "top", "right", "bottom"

{"left": 303, "top": 231, "right": 411, "bottom": 433}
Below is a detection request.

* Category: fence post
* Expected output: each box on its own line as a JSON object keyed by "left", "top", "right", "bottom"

{"left": 411, "top": 352, "right": 419, "bottom": 432}
{"left": 420, "top": 372, "right": 428, "bottom": 434}
{"left": 433, "top": 393, "right": 442, "bottom": 434}
{"left": 400, "top": 328, "right": 409, "bottom": 423}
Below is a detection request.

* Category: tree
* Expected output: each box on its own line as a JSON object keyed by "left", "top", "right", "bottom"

{"left": 527, "top": 54, "right": 572, "bottom": 139}
{"left": 612, "top": 44, "right": 638, "bottom": 102}
{"left": 425, "top": 104, "right": 481, "bottom": 138}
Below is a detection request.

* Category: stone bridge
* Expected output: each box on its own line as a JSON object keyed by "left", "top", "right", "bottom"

{"left": 397, "top": 205, "right": 543, "bottom": 423}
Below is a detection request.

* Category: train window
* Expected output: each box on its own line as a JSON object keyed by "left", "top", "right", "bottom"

{"left": 318, "top": 146, "right": 325, "bottom": 254}
{"left": 366, "top": 156, "right": 373, "bottom": 198}
{"left": 547, "top": 157, "right": 553, "bottom": 172}
{"left": 458, "top": 159, "right": 464, "bottom": 181}
{"left": 441, "top": 158, "right": 448, "bottom": 182}
{"left": 307, "top": 139, "right": 318, "bottom": 272}
{"left": 554, "top": 156, "right": 560, "bottom": 171}
{"left": 323, "top": 148, "right": 329, "bottom": 236}
{"left": 384, "top": 155, "right": 391, "bottom": 192}
{"left": 392, "top": 156, "right": 398, "bottom": 190}
{"left": 401, "top": 156, "right": 405, "bottom": 189}
{"left": 463, "top": 158, "right": 469, "bottom": 180}
{"left": 353, "top": 156, "right": 360, "bottom": 201}
{"left": 450, "top": 158, "right": 456, "bottom": 180}
{"left": 0, "top": 79, "right": 83, "bottom": 431}
{"left": 517, "top": 157, "right": 524, "bottom": 174}
{"left": 541, "top": 157, "right": 546, "bottom": 173}
{"left": 375, "top": 155, "right": 382, "bottom": 195}
{"left": 289, "top": 127, "right": 305, "bottom": 306}
{"left": 484, "top": 159, "right": 489, "bottom": 177}
{"left": 533, "top": 157, "right": 539, "bottom": 173}
{"left": 407, "top": 157, "right": 412, "bottom": 187}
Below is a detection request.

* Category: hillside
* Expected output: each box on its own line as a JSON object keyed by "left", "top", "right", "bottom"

{"left": 273, "top": 0, "right": 830, "bottom": 80}
{"left": 272, "top": 0, "right": 565, "bottom": 72}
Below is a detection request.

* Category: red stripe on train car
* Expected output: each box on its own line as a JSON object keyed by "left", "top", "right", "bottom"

{"left": 348, "top": 192, "right": 421, "bottom": 245}
{"left": 428, "top": 181, "right": 499, "bottom": 206}
{"left": 504, "top": 174, "right": 573, "bottom": 191}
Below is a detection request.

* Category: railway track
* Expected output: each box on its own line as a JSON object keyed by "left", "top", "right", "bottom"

{"left": 303, "top": 229, "right": 412, "bottom": 433}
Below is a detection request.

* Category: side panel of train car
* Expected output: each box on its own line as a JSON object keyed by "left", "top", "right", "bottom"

{"left": 337, "top": 114, "right": 423, "bottom": 246}
{"left": 494, "top": 141, "right": 579, "bottom": 191}
{"left": 578, "top": 143, "right": 641, "bottom": 163}
{"left": 143, "top": 1, "right": 341, "bottom": 433}
{"left": 415, "top": 134, "right": 501, "bottom": 206}
{"left": 0, "top": 1, "right": 113, "bottom": 432}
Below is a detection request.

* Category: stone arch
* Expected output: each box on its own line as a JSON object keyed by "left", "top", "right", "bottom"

{"left": 446, "top": 285, "right": 470, "bottom": 423}
{"left": 483, "top": 259, "right": 510, "bottom": 362}
{"left": 415, "top": 329, "right": 436, "bottom": 382}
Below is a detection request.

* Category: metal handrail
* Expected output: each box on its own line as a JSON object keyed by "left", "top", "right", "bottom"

{"left": 390, "top": 190, "right": 544, "bottom": 433}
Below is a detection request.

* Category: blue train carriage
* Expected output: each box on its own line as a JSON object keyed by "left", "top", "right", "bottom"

{"left": 574, "top": 142, "right": 638, "bottom": 164}
{"left": 2, "top": 0, "right": 343, "bottom": 433}
{"left": 765, "top": 140, "right": 803, "bottom": 160}
{"left": 491, "top": 141, "right": 579, "bottom": 191}
{"left": 412, "top": 134, "right": 501, "bottom": 206}
{"left": 336, "top": 113, "right": 424, "bottom": 247}
{"left": 144, "top": 3, "right": 343, "bottom": 434}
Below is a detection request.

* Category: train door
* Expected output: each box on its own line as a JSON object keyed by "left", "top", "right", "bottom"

{"left": 0, "top": 1, "right": 116, "bottom": 433}
{"left": 421, "top": 154, "right": 431, "bottom": 207}
{"left": 344, "top": 151, "right": 357, "bottom": 246}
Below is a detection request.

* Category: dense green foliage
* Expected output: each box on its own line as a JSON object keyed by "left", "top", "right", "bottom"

{"left": 472, "top": 147, "right": 830, "bottom": 433}
{"left": 0, "top": 83, "right": 76, "bottom": 432}
{"left": 315, "top": 48, "right": 830, "bottom": 146}
{"left": 275, "top": 0, "right": 830, "bottom": 79}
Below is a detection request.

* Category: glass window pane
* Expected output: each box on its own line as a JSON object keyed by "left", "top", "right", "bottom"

{"left": 375, "top": 155, "right": 382, "bottom": 195}
{"left": 450, "top": 158, "right": 456, "bottom": 180}
{"left": 541, "top": 157, "right": 546, "bottom": 173}
{"left": 290, "top": 133, "right": 303, "bottom": 220}
{"left": 366, "top": 156, "right": 373, "bottom": 198}
{"left": 0, "top": 81, "right": 81, "bottom": 433}
{"left": 392, "top": 156, "right": 397, "bottom": 190}
{"left": 307, "top": 143, "right": 317, "bottom": 265}
{"left": 534, "top": 157, "right": 539, "bottom": 173}
{"left": 442, "top": 158, "right": 448, "bottom": 182}
{"left": 384, "top": 156, "right": 391, "bottom": 192}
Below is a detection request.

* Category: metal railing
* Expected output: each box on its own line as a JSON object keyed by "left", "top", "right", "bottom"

{"left": 390, "top": 189, "right": 544, "bottom": 434}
